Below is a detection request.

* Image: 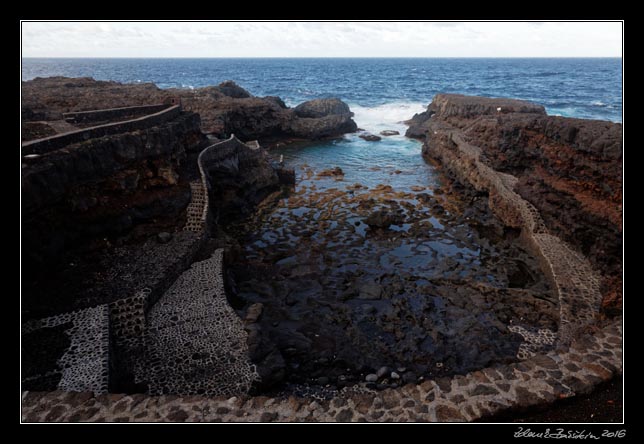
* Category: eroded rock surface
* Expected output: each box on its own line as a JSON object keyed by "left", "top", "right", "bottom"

{"left": 22, "top": 77, "right": 358, "bottom": 144}
{"left": 408, "top": 94, "right": 622, "bottom": 313}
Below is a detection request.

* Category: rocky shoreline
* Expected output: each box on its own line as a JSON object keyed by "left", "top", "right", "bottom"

{"left": 21, "top": 79, "right": 622, "bottom": 422}
{"left": 406, "top": 94, "right": 622, "bottom": 315}
{"left": 22, "top": 77, "right": 358, "bottom": 145}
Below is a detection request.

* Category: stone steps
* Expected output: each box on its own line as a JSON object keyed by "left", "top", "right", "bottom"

{"left": 184, "top": 180, "right": 207, "bottom": 232}
{"left": 140, "top": 249, "right": 258, "bottom": 396}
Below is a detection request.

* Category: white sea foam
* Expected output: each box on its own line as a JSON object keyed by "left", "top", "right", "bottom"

{"left": 349, "top": 102, "right": 427, "bottom": 135}
{"left": 591, "top": 100, "right": 606, "bottom": 107}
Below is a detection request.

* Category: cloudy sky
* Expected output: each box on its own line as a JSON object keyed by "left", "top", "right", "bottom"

{"left": 21, "top": 22, "right": 622, "bottom": 58}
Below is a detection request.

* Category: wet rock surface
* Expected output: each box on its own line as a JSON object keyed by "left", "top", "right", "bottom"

{"left": 226, "top": 138, "right": 556, "bottom": 394}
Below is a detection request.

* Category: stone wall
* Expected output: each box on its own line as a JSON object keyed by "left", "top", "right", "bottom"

{"left": 20, "top": 317, "right": 621, "bottom": 422}
{"left": 409, "top": 95, "right": 622, "bottom": 313}
{"left": 21, "top": 110, "right": 206, "bottom": 274}
{"left": 197, "top": 134, "right": 289, "bottom": 224}
{"left": 63, "top": 104, "right": 172, "bottom": 126}
{"left": 22, "top": 105, "right": 181, "bottom": 156}
{"left": 424, "top": 129, "right": 603, "bottom": 342}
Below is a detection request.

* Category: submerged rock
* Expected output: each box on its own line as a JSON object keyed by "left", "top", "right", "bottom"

{"left": 358, "top": 282, "right": 383, "bottom": 300}
{"left": 380, "top": 130, "right": 400, "bottom": 136}
{"left": 365, "top": 374, "right": 378, "bottom": 382}
{"left": 364, "top": 210, "right": 404, "bottom": 229}
{"left": 317, "top": 167, "right": 344, "bottom": 177}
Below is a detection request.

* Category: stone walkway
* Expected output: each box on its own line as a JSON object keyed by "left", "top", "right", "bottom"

{"left": 20, "top": 317, "right": 621, "bottom": 422}
{"left": 137, "top": 249, "right": 258, "bottom": 397}
{"left": 22, "top": 305, "right": 110, "bottom": 394}
{"left": 442, "top": 129, "right": 603, "bottom": 343}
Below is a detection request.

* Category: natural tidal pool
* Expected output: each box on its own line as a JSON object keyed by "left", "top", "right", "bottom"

{"left": 228, "top": 108, "right": 558, "bottom": 395}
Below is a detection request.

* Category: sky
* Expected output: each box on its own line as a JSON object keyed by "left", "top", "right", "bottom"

{"left": 21, "top": 21, "right": 623, "bottom": 58}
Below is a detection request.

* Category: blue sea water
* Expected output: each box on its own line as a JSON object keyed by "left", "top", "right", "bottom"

{"left": 22, "top": 58, "right": 622, "bottom": 122}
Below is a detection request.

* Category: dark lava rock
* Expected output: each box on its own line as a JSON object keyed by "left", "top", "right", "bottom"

{"left": 417, "top": 92, "right": 622, "bottom": 312}
{"left": 215, "top": 80, "right": 251, "bottom": 98}
{"left": 294, "top": 98, "right": 351, "bottom": 118}
{"left": 317, "top": 167, "right": 344, "bottom": 177}
{"left": 404, "top": 110, "right": 435, "bottom": 139}
{"left": 263, "top": 96, "right": 287, "bottom": 109}
{"left": 21, "top": 76, "right": 358, "bottom": 145}
{"left": 376, "top": 366, "right": 390, "bottom": 380}
{"left": 245, "top": 302, "right": 264, "bottom": 323}
{"left": 358, "top": 282, "right": 383, "bottom": 300}
{"left": 157, "top": 232, "right": 172, "bottom": 244}
{"left": 364, "top": 210, "right": 404, "bottom": 229}
{"left": 288, "top": 113, "right": 358, "bottom": 140}
{"left": 402, "top": 371, "right": 417, "bottom": 384}
{"left": 380, "top": 130, "right": 400, "bottom": 136}
{"left": 359, "top": 133, "right": 382, "bottom": 142}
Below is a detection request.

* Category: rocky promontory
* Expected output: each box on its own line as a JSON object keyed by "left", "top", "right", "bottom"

{"left": 22, "top": 77, "right": 357, "bottom": 144}
{"left": 407, "top": 93, "right": 623, "bottom": 313}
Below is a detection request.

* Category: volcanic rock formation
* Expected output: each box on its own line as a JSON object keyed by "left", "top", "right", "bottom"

{"left": 407, "top": 94, "right": 623, "bottom": 313}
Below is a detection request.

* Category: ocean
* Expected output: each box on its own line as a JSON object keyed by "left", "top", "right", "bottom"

{"left": 22, "top": 58, "right": 622, "bottom": 123}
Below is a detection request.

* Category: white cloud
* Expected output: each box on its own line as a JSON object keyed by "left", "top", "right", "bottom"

{"left": 21, "top": 21, "right": 623, "bottom": 58}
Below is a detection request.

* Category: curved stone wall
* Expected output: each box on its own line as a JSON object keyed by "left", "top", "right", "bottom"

{"left": 427, "top": 128, "right": 603, "bottom": 343}
{"left": 63, "top": 104, "right": 171, "bottom": 126}
{"left": 20, "top": 317, "right": 621, "bottom": 422}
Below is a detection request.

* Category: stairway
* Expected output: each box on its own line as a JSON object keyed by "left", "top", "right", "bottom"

{"left": 141, "top": 249, "right": 258, "bottom": 396}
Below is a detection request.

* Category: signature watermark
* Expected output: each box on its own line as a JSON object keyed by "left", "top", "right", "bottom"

{"left": 514, "top": 427, "right": 626, "bottom": 439}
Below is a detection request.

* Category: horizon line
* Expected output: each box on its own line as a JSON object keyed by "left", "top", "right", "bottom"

{"left": 21, "top": 56, "right": 622, "bottom": 59}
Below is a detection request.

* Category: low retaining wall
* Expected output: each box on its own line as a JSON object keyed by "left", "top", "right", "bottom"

{"left": 22, "top": 105, "right": 181, "bottom": 156}
{"left": 428, "top": 128, "right": 603, "bottom": 343}
{"left": 63, "top": 104, "right": 171, "bottom": 125}
{"left": 20, "top": 317, "right": 621, "bottom": 422}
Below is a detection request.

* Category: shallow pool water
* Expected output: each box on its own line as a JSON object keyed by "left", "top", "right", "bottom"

{"left": 229, "top": 111, "right": 556, "bottom": 392}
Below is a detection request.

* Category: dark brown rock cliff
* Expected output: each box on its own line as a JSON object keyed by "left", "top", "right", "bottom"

{"left": 412, "top": 94, "right": 622, "bottom": 313}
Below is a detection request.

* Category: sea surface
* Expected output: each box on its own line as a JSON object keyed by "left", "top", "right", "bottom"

{"left": 22, "top": 58, "right": 622, "bottom": 122}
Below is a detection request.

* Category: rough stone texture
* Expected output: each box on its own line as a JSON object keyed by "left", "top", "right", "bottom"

{"left": 22, "top": 305, "right": 110, "bottom": 394}
{"left": 409, "top": 94, "right": 622, "bottom": 313}
{"left": 293, "top": 98, "right": 351, "bottom": 118}
{"left": 63, "top": 104, "right": 171, "bottom": 126}
{"left": 198, "top": 135, "right": 289, "bottom": 224}
{"left": 22, "top": 105, "right": 181, "bottom": 156}
{"left": 20, "top": 317, "right": 622, "bottom": 422}
{"left": 414, "top": 95, "right": 618, "bottom": 342}
{"left": 22, "top": 77, "right": 358, "bottom": 144}
{"left": 21, "top": 108, "right": 208, "bottom": 281}
{"left": 137, "top": 250, "right": 259, "bottom": 396}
